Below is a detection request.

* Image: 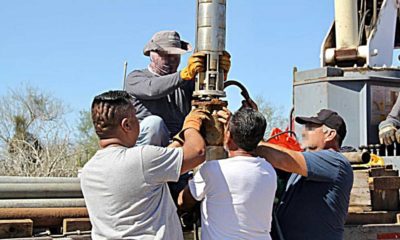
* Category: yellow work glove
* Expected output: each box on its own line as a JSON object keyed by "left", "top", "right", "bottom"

{"left": 180, "top": 52, "right": 206, "bottom": 80}
{"left": 379, "top": 123, "right": 397, "bottom": 145}
{"left": 172, "top": 108, "right": 210, "bottom": 143}
{"left": 220, "top": 51, "right": 231, "bottom": 80}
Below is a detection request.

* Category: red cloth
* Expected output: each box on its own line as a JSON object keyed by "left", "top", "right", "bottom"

{"left": 267, "top": 128, "right": 302, "bottom": 151}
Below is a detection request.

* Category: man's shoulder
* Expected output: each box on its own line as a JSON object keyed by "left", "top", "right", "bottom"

{"left": 303, "top": 149, "right": 353, "bottom": 178}
{"left": 140, "top": 145, "right": 182, "bottom": 160}
{"left": 304, "top": 149, "right": 347, "bottom": 162}
{"left": 198, "top": 159, "right": 224, "bottom": 171}
{"left": 128, "top": 68, "right": 152, "bottom": 77}
{"left": 201, "top": 156, "right": 269, "bottom": 169}
{"left": 324, "top": 150, "right": 351, "bottom": 166}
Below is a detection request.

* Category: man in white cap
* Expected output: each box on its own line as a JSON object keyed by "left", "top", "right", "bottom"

{"left": 124, "top": 30, "right": 231, "bottom": 146}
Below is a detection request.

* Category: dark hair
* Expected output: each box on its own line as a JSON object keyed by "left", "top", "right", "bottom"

{"left": 228, "top": 108, "right": 267, "bottom": 151}
{"left": 91, "top": 90, "right": 134, "bottom": 139}
{"left": 336, "top": 133, "right": 343, "bottom": 147}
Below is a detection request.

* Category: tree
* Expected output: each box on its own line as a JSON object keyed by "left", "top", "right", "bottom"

{"left": 0, "top": 85, "right": 79, "bottom": 177}
{"left": 75, "top": 110, "right": 99, "bottom": 167}
{"left": 254, "top": 95, "right": 289, "bottom": 139}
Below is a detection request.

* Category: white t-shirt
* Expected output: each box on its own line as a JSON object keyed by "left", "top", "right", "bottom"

{"left": 189, "top": 156, "right": 277, "bottom": 240}
{"left": 80, "top": 145, "right": 183, "bottom": 240}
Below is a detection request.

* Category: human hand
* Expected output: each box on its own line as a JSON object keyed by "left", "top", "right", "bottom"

{"left": 182, "top": 108, "right": 210, "bottom": 131}
{"left": 220, "top": 51, "right": 231, "bottom": 80}
{"left": 217, "top": 107, "right": 231, "bottom": 126}
{"left": 395, "top": 128, "right": 400, "bottom": 144}
{"left": 379, "top": 122, "right": 397, "bottom": 145}
{"left": 174, "top": 108, "right": 210, "bottom": 143}
{"left": 180, "top": 52, "right": 206, "bottom": 80}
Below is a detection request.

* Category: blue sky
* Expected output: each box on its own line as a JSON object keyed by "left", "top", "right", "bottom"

{"left": 0, "top": 0, "right": 335, "bottom": 125}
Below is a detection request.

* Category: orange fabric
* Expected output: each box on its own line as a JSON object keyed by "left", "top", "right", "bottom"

{"left": 267, "top": 128, "right": 303, "bottom": 151}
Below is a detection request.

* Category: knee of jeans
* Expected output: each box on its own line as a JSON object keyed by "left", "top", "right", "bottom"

{"left": 142, "top": 115, "right": 169, "bottom": 138}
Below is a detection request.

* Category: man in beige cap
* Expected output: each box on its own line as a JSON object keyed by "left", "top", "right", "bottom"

{"left": 124, "top": 30, "right": 231, "bottom": 210}
{"left": 124, "top": 30, "right": 231, "bottom": 147}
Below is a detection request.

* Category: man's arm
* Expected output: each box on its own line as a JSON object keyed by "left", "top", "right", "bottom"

{"left": 180, "top": 128, "right": 206, "bottom": 174}
{"left": 387, "top": 95, "right": 400, "bottom": 123}
{"left": 256, "top": 141, "right": 308, "bottom": 176}
{"left": 178, "top": 185, "right": 199, "bottom": 211}
{"left": 124, "top": 70, "right": 185, "bottom": 100}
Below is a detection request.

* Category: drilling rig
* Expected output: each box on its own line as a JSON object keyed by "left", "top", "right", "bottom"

{"left": 293, "top": 0, "right": 400, "bottom": 238}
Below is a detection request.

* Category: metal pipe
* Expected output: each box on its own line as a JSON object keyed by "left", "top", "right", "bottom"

{"left": 342, "top": 151, "right": 371, "bottom": 164}
{"left": 0, "top": 176, "right": 80, "bottom": 183}
{"left": 192, "top": 99, "right": 227, "bottom": 161}
{"left": 372, "top": 0, "right": 378, "bottom": 27}
{"left": 123, "top": 61, "right": 128, "bottom": 89}
{"left": 334, "top": 0, "right": 359, "bottom": 49}
{"left": 0, "top": 199, "right": 86, "bottom": 208}
{"left": 193, "top": 0, "right": 227, "bottom": 99}
{"left": 0, "top": 208, "right": 88, "bottom": 227}
{"left": 0, "top": 183, "right": 82, "bottom": 199}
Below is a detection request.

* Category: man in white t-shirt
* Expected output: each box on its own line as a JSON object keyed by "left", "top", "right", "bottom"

{"left": 178, "top": 108, "right": 277, "bottom": 240}
{"left": 80, "top": 90, "right": 208, "bottom": 240}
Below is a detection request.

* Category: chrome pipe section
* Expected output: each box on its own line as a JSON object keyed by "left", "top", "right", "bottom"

{"left": 334, "top": 0, "right": 359, "bottom": 49}
{"left": 194, "top": 0, "right": 227, "bottom": 99}
{"left": 0, "top": 183, "right": 82, "bottom": 199}
{"left": 0, "top": 176, "right": 80, "bottom": 183}
{"left": 0, "top": 199, "right": 86, "bottom": 208}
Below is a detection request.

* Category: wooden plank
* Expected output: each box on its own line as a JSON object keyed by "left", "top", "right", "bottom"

{"left": 62, "top": 218, "right": 91, "bottom": 235}
{"left": 346, "top": 211, "right": 399, "bottom": 225}
{"left": 353, "top": 170, "right": 370, "bottom": 188}
{"left": 345, "top": 224, "right": 400, "bottom": 240}
{"left": 370, "top": 168, "right": 399, "bottom": 177}
{"left": 369, "top": 176, "right": 400, "bottom": 190}
{"left": 371, "top": 189, "right": 399, "bottom": 211}
{"left": 350, "top": 170, "right": 371, "bottom": 206}
{"left": 371, "top": 165, "right": 394, "bottom": 170}
{"left": 348, "top": 206, "right": 372, "bottom": 213}
{"left": 0, "top": 219, "right": 32, "bottom": 238}
{"left": 350, "top": 187, "right": 371, "bottom": 206}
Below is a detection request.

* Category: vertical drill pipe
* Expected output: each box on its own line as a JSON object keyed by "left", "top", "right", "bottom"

{"left": 192, "top": 99, "right": 228, "bottom": 160}
{"left": 334, "top": 0, "right": 359, "bottom": 49}
{"left": 194, "top": 0, "right": 227, "bottom": 98}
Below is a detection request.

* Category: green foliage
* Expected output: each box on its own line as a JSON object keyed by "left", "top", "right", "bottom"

{"left": 75, "top": 110, "right": 99, "bottom": 167}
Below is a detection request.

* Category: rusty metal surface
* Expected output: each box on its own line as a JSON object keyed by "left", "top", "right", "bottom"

{"left": 0, "top": 208, "right": 88, "bottom": 227}
{"left": 192, "top": 99, "right": 227, "bottom": 146}
{"left": 206, "top": 146, "right": 227, "bottom": 160}
{"left": 335, "top": 48, "right": 358, "bottom": 61}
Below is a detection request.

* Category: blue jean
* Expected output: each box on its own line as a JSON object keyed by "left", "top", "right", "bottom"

{"left": 136, "top": 115, "right": 170, "bottom": 147}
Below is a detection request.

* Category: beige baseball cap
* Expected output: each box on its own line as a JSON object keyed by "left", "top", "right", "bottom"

{"left": 143, "top": 30, "right": 192, "bottom": 56}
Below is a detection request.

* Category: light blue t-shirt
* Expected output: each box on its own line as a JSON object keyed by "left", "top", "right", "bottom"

{"left": 276, "top": 150, "right": 353, "bottom": 240}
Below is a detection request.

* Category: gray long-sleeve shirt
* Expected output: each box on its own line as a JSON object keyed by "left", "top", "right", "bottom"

{"left": 124, "top": 68, "right": 194, "bottom": 136}
{"left": 380, "top": 94, "right": 400, "bottom": 128}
